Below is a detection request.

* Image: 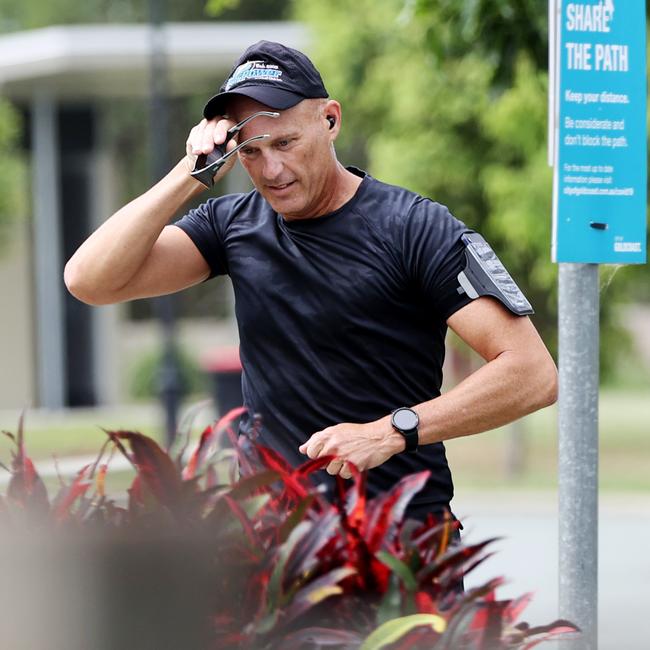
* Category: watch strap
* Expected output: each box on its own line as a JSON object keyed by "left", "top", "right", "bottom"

{"left": 401, "top": 427, "right": 418, "bottom": 453}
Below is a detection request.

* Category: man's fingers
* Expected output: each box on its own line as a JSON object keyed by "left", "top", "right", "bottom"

{"left": 300, "top": 430, "right": 329, "bottom": 458}
{"left": 183, "top": 116, "right": 239, "bottom": 180}
{"left": 200, "top": 121, "right": 218, "bottom": 154}
{"left": 326, "top": 459, "right": 344, "bottom": 476}
{"left": 213, "top": 120, "right": 233, "bottom": 146}
{"left": 339, "top": 463, "right": 353, "bottom": 480}
{"left": 186, "top": 122, "right": 203, "bottom": 158}
{"left": 188, "top": 118, "right": 207, "bottom": 154}
{"left": 186, "top": 118, "right": 222, "bottom": 154}
{"left": 306, "top": 438, "right": 325, "bottom": 459}
{"left": 186, "top": 116, "right": 238, "bottom": 170}
{"left": 326, "top": 459, "right": 352, "bottom": 479}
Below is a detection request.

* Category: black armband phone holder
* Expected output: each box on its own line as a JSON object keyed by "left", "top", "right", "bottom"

{"left": 457, "top": 233, "right": 534, "bottom": 316}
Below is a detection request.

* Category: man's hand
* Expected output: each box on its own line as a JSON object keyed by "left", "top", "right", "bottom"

{"left": 299, "top": 419, "right": 405, "bottom": 479}
{"left": 184, "top": 116, "right": 238, "bottom": 180}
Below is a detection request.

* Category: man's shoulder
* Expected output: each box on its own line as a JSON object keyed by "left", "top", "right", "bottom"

{"left": 356, "top": 168, "right": 420, "bottom": 207}
{"left": 355, "top": 170, "right": 460, "bottom": 229}
{"left": 201, "top": 188, "right": 268, "bottom": 224}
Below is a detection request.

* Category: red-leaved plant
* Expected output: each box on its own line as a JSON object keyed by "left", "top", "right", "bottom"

{"left": 0, "top": 410, "right": 578, "bottom": 649}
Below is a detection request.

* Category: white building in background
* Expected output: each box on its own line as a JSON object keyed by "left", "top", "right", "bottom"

{"left": 0, "top": 22, "right": 307, "bottom": 410}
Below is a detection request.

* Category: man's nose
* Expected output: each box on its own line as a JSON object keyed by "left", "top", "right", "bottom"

{"left": 261, "top": 151, "right": 284, "bottom": 181}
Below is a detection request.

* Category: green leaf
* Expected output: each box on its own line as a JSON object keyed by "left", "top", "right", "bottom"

{"left": 240, "top": 493, "right": 270, "bottom": 519}
{"left": 228, "top": 470, "right": 280, "bottom": 500}
{"left": 376, "top": 550, "right": 417, "bottom": 591}
{"left": 277, "top": 494, "right": 315, "bottom": 544}
{"left": 359, "top": 614, "right": 447, "bottom": 650}
{"left": 376, "top": 573, "right": 402, "bottom": 625}
{"left": 267, "top": 520, "right": 311, "bottom": 610}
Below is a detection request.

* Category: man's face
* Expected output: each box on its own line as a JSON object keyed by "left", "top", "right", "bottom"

{"left": 229, "top": 97, "right": 338, "bottom": 220}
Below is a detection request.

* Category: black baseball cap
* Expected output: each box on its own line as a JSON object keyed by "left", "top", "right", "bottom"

{"left": 203, "top": 41, "right": 329, "bottom": 119}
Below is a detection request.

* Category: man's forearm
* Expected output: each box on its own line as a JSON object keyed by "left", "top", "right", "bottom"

{"left": 64, "top": 159, "right": 204, "bottom": 303}
{"left": 300, "top": 348, "right": 558, "bottom": 476}
{"left": 413, "top": 349, "right": 558, "bottom": 446}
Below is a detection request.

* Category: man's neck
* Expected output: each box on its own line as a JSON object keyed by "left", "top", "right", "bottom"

{"left": 327, "top": 162, "right": 363, "bottom": 211}
{"left": 286, "top": 162, "right": 362, "bottom": 221}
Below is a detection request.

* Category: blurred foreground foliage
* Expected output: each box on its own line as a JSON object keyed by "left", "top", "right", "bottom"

{"left": 294, "top": 0, "right": 650, "bottom": 378}
{"left": 0, "top": 411, "right": 579, "bottom": 648}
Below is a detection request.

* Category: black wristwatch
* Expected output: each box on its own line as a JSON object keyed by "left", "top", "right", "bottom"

{"left": 391, "top": 407, "right": 419, "bottom": 453}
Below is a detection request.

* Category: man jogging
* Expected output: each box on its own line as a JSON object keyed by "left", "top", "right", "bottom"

{"left": 65, "top": 41, "right": 557, "bottom": 521}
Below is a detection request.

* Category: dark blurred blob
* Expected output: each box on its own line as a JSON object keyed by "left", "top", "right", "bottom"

{"left": 0, "top": 527, "right": 221, "bottom": 650}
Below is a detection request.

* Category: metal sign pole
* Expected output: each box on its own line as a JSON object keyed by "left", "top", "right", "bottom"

{"left": 558, "top": 263, "right": 599, "bottom": 650}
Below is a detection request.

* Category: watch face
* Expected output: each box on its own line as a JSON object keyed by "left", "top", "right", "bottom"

{"left": 392, "top": 407, "right": 419, "bottom": 431}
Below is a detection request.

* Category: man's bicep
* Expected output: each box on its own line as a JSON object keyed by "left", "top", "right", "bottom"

{"left": 111, "top": 225, "right": 211, "bottom": 302}
{"left": 446, "top": 297, "right": 547, "bottom": 363}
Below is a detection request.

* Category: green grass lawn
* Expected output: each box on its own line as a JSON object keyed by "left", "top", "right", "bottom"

{"left": 1, "top": 389, "right": 648, "bottom": 498}
{"left": 0, "top": 401, "right": 217, "bottom": 461}
{"left": 1, "top": 417, "right": 160, "bottom": 459}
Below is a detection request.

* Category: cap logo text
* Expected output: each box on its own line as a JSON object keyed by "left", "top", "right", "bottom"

{"left": 225, "top": 60, "right": 283, "bottom": 91}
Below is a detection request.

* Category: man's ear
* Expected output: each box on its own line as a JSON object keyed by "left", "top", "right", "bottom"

{"left": 322, "top": 99, "right": 342, "bottom": 137}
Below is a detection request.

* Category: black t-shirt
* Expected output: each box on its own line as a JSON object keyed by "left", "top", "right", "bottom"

{"left": 175, "top": 168, "right": 472, "bottom": 507}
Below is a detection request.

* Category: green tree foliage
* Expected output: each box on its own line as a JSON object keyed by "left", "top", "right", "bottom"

{"left": 0, "top": 0, "right": 289, "bottom": 31}
{"left": 0, "top": 99, "right": 26, "bottom": 253}
{"left": 406, "top": 0, "right": 548, "bottom": 85}
{"left": 294, "top": 0, "right": 644, "bottom": 376}
{"left": 204, "top": 0, "right": 290, "bottom": 20}
{"left": 0, "top": 0, "right": 142, "bottom": 30}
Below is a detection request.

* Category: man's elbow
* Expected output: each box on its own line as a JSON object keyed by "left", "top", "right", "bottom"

{"left": 534, "top": 355, "right": 559, "bottom": 409}
{"left": 63, "top": 261, "right": 110, "bottom": 306}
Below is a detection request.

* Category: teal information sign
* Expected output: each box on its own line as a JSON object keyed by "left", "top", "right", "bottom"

{"left": 553, "top": 0, "right": 647, "bottom": 263}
